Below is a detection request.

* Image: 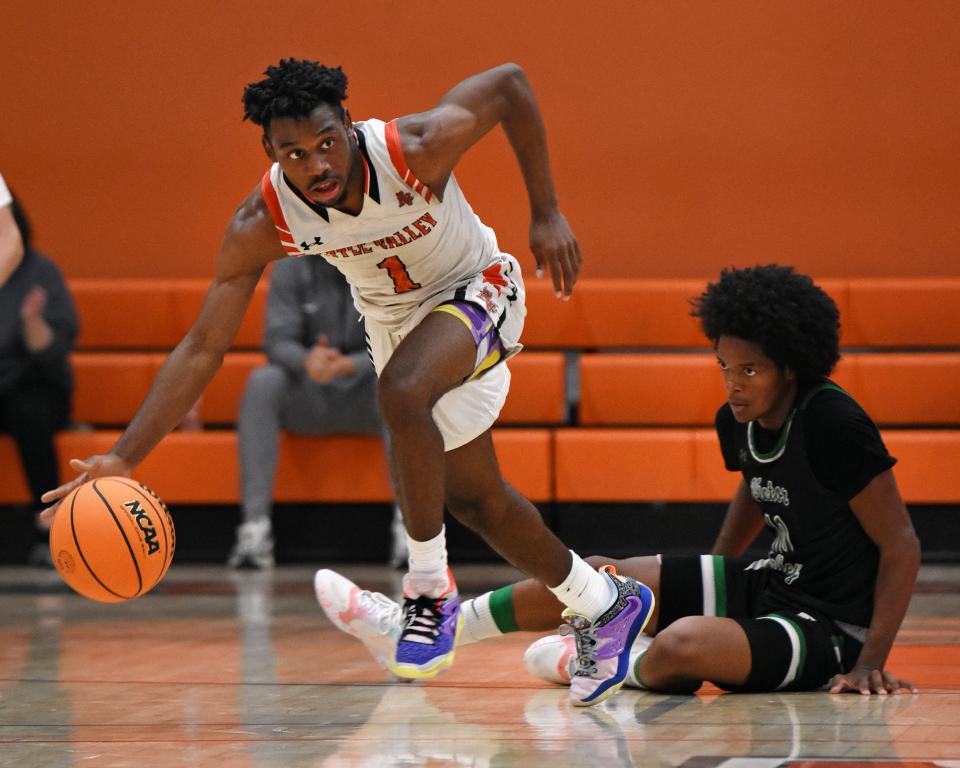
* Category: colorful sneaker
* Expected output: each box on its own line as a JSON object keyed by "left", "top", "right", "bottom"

{"left": 523, "top": 633, "right": 576, "bottom": 685}
{"left": 392, "top": 569, "right": 462, "bottom": 679}
{"left": 524, "top": 633, "right": 654, "bottom": 689}
{"left": 313, "top": 569, "right": 402, "bottom": 673}
{"left": 562, "top": 565, "right": 655, "bottom": 706}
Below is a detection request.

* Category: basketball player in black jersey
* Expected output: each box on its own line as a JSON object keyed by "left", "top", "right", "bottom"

{"left": 320, "top": 264, "right": 921, "bottom": 696}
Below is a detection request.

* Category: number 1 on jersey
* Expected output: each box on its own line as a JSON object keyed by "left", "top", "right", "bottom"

{"left": 377, "top": 255, "right": 421, "bottom": 293}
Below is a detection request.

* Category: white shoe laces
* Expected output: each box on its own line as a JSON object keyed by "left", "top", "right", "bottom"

{"left": 561, "top": 616, "right": 600, "bottom": 678}
{"left": 358, "top": 590, "right": 401, "bottom": 636}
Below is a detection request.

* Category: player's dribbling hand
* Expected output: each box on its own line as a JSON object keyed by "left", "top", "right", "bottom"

{"left": 529, "top": 207, "right": 581, "bottom": 300}
{"left": 828, "top": 666, "right": 918, "bottom": 696}
{"left": 39, "top": 454, "right": 133, "bottom": 524}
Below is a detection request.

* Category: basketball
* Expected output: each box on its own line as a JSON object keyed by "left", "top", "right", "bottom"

{"left": 49, "top": 477, "right": 175, "bottom": 603}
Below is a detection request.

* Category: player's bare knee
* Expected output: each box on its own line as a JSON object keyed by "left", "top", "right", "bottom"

{"left": 377, "top": 365, "right": 429, "bottom": 425}
{"left": 650, "top": 617, "right": 706, "bottom": 667}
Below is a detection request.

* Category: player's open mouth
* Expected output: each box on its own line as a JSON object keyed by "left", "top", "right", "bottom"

{"left": 311, "top": 180, "right": 340, "bottom": 201}
{"left": 729, "top": 400, "right": 748, "bottom": 414}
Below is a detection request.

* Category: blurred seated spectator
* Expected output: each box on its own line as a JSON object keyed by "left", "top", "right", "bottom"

{"left": 228, "top": 254, "right": 397, "bottom": 568}
{"left": 0, "top": 184, "right": 79, "bottom": 564}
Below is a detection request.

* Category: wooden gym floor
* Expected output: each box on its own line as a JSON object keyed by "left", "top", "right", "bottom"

{"left": 1, "top": 562, "right": 958, "bottom": 767}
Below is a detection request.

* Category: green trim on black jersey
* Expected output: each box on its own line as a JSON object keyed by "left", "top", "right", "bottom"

{"left": 747, "top": 381, "right": 848, "bottom": 464}
{"left": 747, "top": 414, "right": 796, "bottom": 463}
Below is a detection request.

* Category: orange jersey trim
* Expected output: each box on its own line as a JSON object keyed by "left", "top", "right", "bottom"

{"left": 385, "top": 119, "right": 434, "bottom": 203}
{"left": 260, "top": 170, "right": 297, "bottom": 248}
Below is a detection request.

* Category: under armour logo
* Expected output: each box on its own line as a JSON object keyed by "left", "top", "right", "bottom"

{"left": 396, "top": 191, "right": 414, "bottom": 207}
{"left": 300, "top": 236, "right": 324, "bottom": 250}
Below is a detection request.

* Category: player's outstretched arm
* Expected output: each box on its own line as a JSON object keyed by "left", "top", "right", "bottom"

{"left": 40, "top": 187, "right": 284, "bottom": 518}
{"left": 829, "top": 469, "right": 921, "bottom": 695}
{"left": 398, "top": 63, "right": 581, "bottom": 298}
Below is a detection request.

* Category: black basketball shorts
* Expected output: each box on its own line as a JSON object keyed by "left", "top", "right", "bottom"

{"left": 658, "top": 555, "right": 862, "bottom": 692}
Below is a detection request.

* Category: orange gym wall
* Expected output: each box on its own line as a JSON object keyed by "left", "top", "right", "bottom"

{"left": 2, "top": 1, "right": 958, "bottom": 281}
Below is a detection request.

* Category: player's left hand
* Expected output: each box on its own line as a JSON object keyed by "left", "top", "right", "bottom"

{"left": 529, "top": 207, "right": 581, "bottom": 300}
{"left": 829, "top": 665, "right": 917, "bottom": 695}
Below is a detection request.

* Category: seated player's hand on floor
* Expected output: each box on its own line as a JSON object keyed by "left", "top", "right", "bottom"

{"left": 829, "top": 666, "right": 917, "bottom": 696}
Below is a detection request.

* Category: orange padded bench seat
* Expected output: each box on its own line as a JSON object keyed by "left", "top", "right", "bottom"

{"left": 0, "top": 429, "right": 552, "bottom": 505}
{"left": 523, "top": 279, "right": 708, "bottom": 348}
{"left": 71, "top": 277, "right": 960, "bottom": 352}
{"left": 554, "top": 428, "right": 735, "bottom": 502}
{"left": 579, "top": 353, "right": 726, "bottom": 425}
{"left": 553, "top": 428, "right": 960, "bottom": 504}
{"left": 72, "top": 279, "right": 268, "bottom": 350}
{"left": 843, "top": 278, "right": 960, "bottom": 347}
{"left": 578, "top": 352, "right": 960, "bottom": 426}
{"left": 521, "top": 277, "right": 960, "bottom": 349}
{"left": 71, "top": 352, "right": 566, "bottom": 426}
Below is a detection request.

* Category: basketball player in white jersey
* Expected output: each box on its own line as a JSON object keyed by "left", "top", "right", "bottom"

{"left": 42, "top": 59, "right": 652, "bottom": 705}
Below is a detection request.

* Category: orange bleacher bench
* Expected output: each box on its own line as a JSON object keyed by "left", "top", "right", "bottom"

{"left": 578, "top": 353, "right": 960, "bottom": 426}
{"left": 71, "top": 277, "right": 960, "bottom": 350}
{"left": 0, "top": 429, "right": 552, "bottom": 505}
{"left": 71, "top": 351, "right": 566, "bottom": 426}
{"left": 843, "top": 278, "right": 960, "bottom": 347}
{"left": 525, "top": 277, "right": 960, "bottom": 348}
{"left": 72, "top": 279, "right": 268, "bottom": 350}
{"left": 6, "top": 276, "right": 956, "bottom": 512}
{"left": 4, "top": 427, "right": 956, "bottom": 506}
{"left": 553, "top": 428, "right": 960, "bottom": 504}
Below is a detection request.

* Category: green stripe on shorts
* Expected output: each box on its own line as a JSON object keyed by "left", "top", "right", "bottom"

{"left": 712, "top": 555, "right": 727, "bottom": 617}
{"left": 762, "top": 613, "right": 808, "bottom": 689}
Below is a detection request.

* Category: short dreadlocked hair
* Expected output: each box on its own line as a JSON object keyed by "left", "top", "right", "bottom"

{"left": 242, "top": 58, "right": 348, "bottom": 133}
{"left": 691, "top": 264, "right": 840, "bottom": 385}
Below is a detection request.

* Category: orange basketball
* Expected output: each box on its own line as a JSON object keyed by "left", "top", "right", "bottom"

{"left": 49, "top": 477, "right": 175, "bottom": 602}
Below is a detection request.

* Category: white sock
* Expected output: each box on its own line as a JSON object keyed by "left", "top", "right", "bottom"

{"left": 458, "top": 595, "right": 501, "bottom": 645}
{"left": 547, "top": 550, "right": 617, "bottom": 622}
{"left": 406, "top": 525, "right": 447, "bottom": 574}
{"left": 404, "top": 526, "right": 449, "bottom": 597}
{"left": 625, "top": 635, "right": 653, "bottom": 688}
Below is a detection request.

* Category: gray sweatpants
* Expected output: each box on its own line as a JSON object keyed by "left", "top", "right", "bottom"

{"left": 238, "top": 364, "right": 384, "bottom": 523}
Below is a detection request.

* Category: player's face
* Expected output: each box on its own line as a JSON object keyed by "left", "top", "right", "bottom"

{"left": 263, "top": 103, "right": 363, "bottom": 213}
{"left": 716, "top": 335, "right": 797, "bottom": 429}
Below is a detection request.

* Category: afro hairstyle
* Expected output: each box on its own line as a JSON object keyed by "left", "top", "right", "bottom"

{"left": 242, "top": 58, "right": 348, "bottom": 132}
{"left": 690, "top": 264, "right": 840, "bottom": 385}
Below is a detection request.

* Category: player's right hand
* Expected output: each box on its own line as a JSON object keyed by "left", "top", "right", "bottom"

{"left": 39, "top": 454, "right": 132, "bottom": 524}
{"left": 529, "top": 207, "right": 581, "bottom": 300}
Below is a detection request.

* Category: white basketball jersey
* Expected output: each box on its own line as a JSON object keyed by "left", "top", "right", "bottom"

{"left": 261, "top": 118, "right": 502, "bottom": 332}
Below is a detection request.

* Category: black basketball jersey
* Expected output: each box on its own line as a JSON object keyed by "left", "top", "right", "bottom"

{"left": 716, "top": 381, "right": 897, "bottom": 632}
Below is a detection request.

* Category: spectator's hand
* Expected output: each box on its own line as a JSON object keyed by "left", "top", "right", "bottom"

{"left": 829, "top": 665, "right": 917, "bottom": 695}
{"left": 305, "top": 334, "right": 352, "bottom": 384}
{"left": 39, "top": 454, "right": 133, "bottom": 524}
{"left": 20, "top": 285, "right": 47, "bottom": 322}
{"left": 529, "top": 207, "right": 581, "bottom": 300}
